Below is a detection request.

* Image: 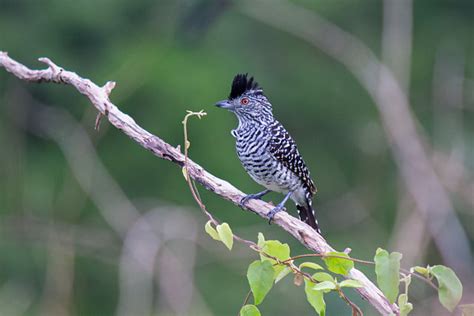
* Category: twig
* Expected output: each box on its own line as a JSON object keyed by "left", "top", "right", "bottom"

{"left": 0, "top": 52, "right": 398, "bottom": 315}
{"left": 338, "top": 288, "right": 364, "bottom": 316}
{"left": 182, "top": 110, "right": 216, "bottom": 223}
{"left": 400, "top": 268, "right": 438, "bottom": 291}
{"left": 285, "top": 253, "right": 439, "bottom": 292}
{"left": 240, "top": 290, "right": 252, "bottom": 311}
{"left": 182, "top": 110, "right": 257, "bottom": 248}
{"left": 284, "top": 253, "right": 375, "bottom": 265}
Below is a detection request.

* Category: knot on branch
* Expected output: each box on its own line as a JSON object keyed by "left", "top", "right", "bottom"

{"left": 102, "top": 81, "right": 116, "bottom": 96}
{"left": 38, "top": 57, "right": 64, "bottom": 83}
{"left": 95, "top": 81, "right": 116, "bottom": 130}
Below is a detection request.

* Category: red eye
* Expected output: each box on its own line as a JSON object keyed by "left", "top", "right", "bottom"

{"left": 241, "top": 97, "right": 249, "bottom": 105}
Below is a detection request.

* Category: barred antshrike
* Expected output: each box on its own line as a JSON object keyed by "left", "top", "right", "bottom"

{"left": 216, "top": 74, "right": 321, "bottom": 233}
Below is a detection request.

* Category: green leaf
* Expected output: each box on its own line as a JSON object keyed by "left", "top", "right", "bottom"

{"left": 313, "top": 281, "right": 336, "bottom": 291}
{"left": 339, "top": 279, "right": 363, "bottom": 288}
{"left": 412, "top": 266, "right": 429, "bottom": 278}
{"left": 398, "top": 293, "right": 408, "bottom": 306}
{"left": 275, "top": 266, "right": 292, "bottom": 283}
{"left": 257, "top": 232, "right": 265, "bottom": 248}
{"left": 374, "top": 248, "right": 402, "bottom": 304}
{"left": 240, "top": 304, "right": 261, "bottom": 316}
{"left": 260, "top": 240, "right": 290, "bottom": 262}
{"left": 304, "top": 278, "right": 326, "bottom": 316}
{"left": 299, "top": 262, "right": 324, "bottom": 271}
{"left": 204, "top": 221, "right": 220, "bottom": 241}
{"left": 323, "top": 251, "right": 354, "bottom": 275}
{"left": 313, "top": 272, "right": 335, "bottom": 283}
{"left": 247, "top": 260, "right": 275, "bottom": 305}
{"left": 398, "top": 294, "right": 413, "bottom": 316}
{"left": 259, "top": 239, "right": 291, "bottom": 278}
{"left": 216, "top": 223, "right": 233, "bottom": 250}
{"left": 430, "top": 265, "right": 463, "bottom": 312}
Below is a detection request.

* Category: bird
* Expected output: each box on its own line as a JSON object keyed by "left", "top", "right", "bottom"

{"left": 215, "top": 73, "right": 321, "bottom": 233}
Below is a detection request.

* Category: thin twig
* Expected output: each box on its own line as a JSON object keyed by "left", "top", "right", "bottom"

{"left": 338, "top": 288, "right": 364, "bottom": 316}
{"left": 240, "top": 290, "right": 252, "bottom": 312}
{"left": 284, "top": 253, "right": 375, "bottom": 265}
{"left": 400, "top": 268, "right": 438, "bottom": 291}
{"left": 285, "top": 253, "right": 439, "bottom": 291}
{"left": 182, "top": 111, "right": 257, "bottom": 248}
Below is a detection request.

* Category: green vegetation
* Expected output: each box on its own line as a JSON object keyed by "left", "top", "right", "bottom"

{"left": 206, "top": 225, "right": 463, "bottom": 315}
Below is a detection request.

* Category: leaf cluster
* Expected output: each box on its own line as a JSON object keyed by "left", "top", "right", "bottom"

{"left": 204, "top": 222, "right": 464, "bottom": 315}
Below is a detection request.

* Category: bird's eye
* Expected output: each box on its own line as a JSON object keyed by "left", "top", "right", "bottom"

{"left": 241, "top": 97, "right": 249, "bottom": 105}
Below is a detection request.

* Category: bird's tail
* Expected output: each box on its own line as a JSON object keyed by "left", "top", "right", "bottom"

{"left": 296, "top": 193, "right": 321, "bottom": 234}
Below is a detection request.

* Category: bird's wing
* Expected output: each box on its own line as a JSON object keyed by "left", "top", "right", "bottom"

{"left": 268, "top": 122, "right": 317, "bottom": 196}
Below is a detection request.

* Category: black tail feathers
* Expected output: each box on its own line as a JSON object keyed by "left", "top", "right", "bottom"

{"left": 296, "top": 201, "right": 321, "bottom": 234}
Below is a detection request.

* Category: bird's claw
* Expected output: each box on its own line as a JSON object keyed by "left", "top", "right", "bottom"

{"left": 239, "top": 190, "right": 270, "bottom": 209}
{"left": 267, "top": 205, "right": 284, "bottom": 224}
{"left": 239, "top": 195, "right": 252, "bottom": 208}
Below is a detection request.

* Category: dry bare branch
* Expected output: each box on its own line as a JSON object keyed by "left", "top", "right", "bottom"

{"left": 0, "top": 52, "right": 398, "bottom": 315}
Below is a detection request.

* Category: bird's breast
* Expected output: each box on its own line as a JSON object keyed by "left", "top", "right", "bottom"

{"left": 235, "top": 132, "right": 302, "bottom": 193}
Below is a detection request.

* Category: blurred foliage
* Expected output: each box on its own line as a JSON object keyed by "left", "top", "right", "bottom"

{"left": 0, "top": 0, "right": 473, "bottom": 315}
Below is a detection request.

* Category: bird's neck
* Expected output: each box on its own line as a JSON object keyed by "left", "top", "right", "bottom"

{"left": 238, "top": 114, "right": 273, "bottom": 128}
{"left": 232, "top": 114, "right": 273, "bottom": 138}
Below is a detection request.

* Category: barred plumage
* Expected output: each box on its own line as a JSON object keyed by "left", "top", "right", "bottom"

{"left": 216, "top": 74, "right": 321, "bottom": 233}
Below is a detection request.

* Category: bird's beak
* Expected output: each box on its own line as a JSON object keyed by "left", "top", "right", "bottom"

{"left": 215, "top": 100, "right": 234, "bottom": 110}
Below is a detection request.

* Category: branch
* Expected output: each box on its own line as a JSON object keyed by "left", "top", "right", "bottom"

{"left": 0, "top": 52, "right": 398, "bottom": 315}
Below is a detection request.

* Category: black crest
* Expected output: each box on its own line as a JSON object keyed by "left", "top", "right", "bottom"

{"left": 229, "top": 73, "right": 261, "bottom": 99}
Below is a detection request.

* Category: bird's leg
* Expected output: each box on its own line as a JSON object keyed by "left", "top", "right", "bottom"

{"left": 239, "top": 189, "right": 271, "bottom": 208}
{"left": 267, "top": 190, "right": 293, "bottom": 224}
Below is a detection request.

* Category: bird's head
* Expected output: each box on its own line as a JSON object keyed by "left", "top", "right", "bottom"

{"left": 215, "top": 74, "right": 272, "bottom": 121}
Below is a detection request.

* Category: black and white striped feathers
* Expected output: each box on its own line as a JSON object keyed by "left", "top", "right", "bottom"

{"left": 268, "top": 121, "right": 317, "bottom": 197}
{"left": 217, "top": 74, "right": 321, "bottom": 233}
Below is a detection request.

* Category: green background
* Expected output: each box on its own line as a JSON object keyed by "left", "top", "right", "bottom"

{"left": 0, "top": 0, "right": 473, "bottom": 315}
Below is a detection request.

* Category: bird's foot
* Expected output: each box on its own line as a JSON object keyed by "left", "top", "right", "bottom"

{"left": 267, "top": 204, "right": 284, "bottom": 224}
{"left": 239, "top": 190, "right": 271, "bottom": 208}
{"left": 266, "top": 190, "right": 293, "bottom": 224}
